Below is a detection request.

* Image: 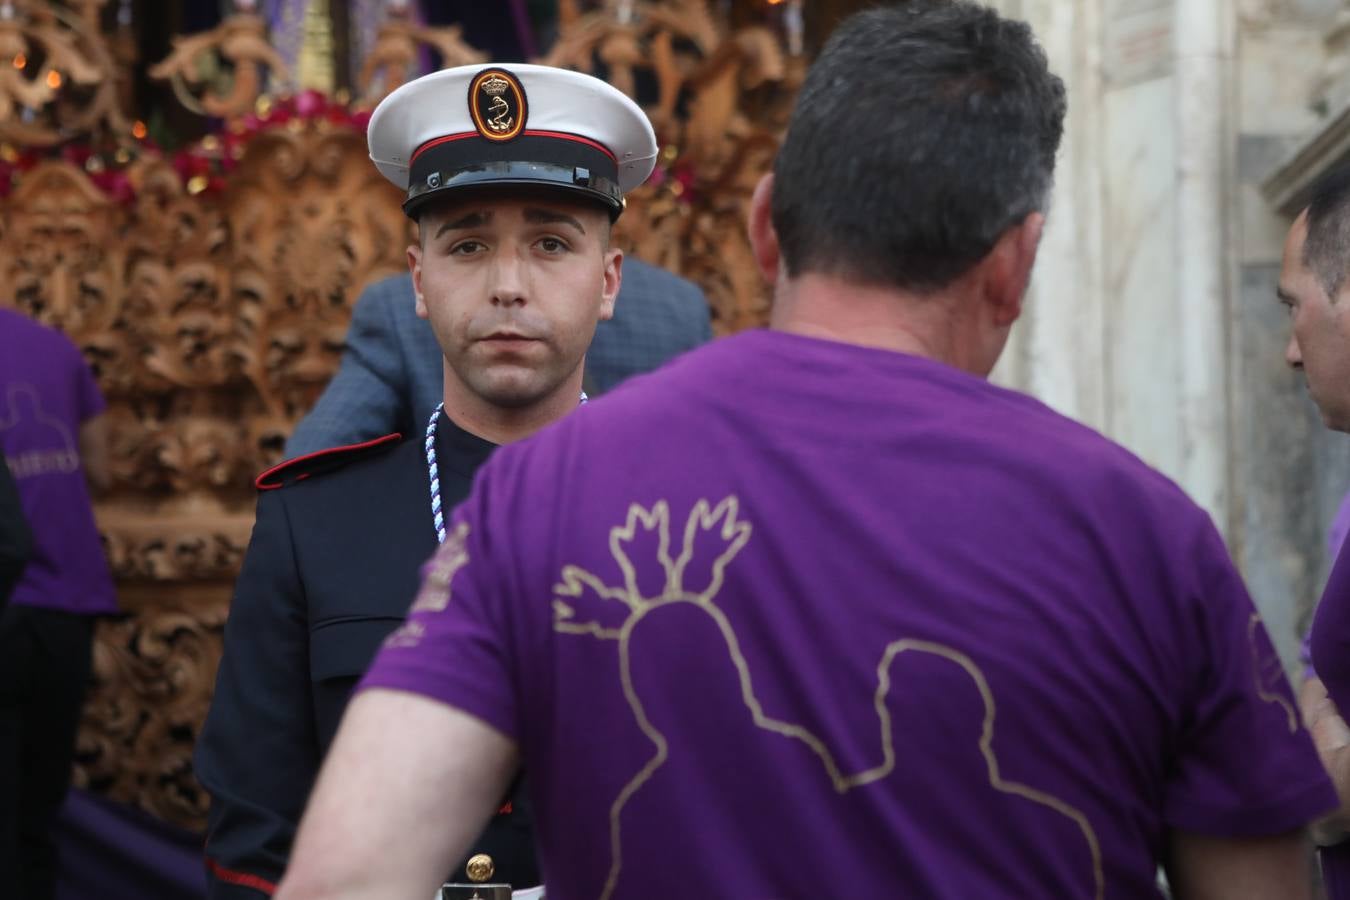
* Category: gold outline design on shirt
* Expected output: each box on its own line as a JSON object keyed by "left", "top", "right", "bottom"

{"left": 1248, "top": 613, "right": 1298, "bottom": 733}
{"left": 552, "top": 498, "right": 1104, "bottom": 900}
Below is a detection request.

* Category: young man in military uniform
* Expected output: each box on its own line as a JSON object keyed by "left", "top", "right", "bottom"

{"left": 194, "top": 63, "right": 658, "bottom": 898}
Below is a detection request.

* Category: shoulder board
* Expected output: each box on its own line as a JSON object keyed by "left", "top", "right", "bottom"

{"left": 254, "top": 433, "right": 403, "bottom": 491}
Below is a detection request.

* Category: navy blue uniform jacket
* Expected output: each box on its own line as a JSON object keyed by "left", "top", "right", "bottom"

{"left": 195, "top": 412, "right": 536, "bottom": 897}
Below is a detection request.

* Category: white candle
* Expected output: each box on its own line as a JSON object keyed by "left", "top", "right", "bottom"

{"left": 786, "top": 0, "right": 803, "bottom": 56}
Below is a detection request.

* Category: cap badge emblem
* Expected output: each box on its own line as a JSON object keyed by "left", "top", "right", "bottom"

{"left": 469, "top": 68, "right": 527, "bottom": 143}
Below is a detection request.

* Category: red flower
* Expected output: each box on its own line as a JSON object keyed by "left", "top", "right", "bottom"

{"left": 60, "top": 144, "right": 91, "bottom": 167}
{"left": 295, "top": 89, "right": 327, "bottom": 119}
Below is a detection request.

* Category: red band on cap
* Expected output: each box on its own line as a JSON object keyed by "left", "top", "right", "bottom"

{"left": 521, "top": 130, "right": 617, "bottom": 163}
{"left": 410, "top": 131, "right": 479, "bottom": 164}
{"left": 409, "top": 130, "right": 617, "bottom": 166}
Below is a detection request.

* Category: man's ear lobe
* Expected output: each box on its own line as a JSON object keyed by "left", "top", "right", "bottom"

{"left": 407, "top": 244, "right": 429, "bottom": 320}
{"left": 748, "top": 173, "right": 780, "bottom": 285}
{"left": 599, "top": 247, "right": 622, "bottom": 321}
{"left": 988, "top": 212, "right": 1045, "bottom": 326}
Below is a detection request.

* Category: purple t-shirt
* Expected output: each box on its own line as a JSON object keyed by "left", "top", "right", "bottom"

{"left": 0, "top": 308, "right": 117, "bottom": 615}
{"left": 365, "top": 330, "right": 1334, "bottom": 899}
{"left": 1301, "top": 491, "right": 1350, "bottom": 679}
{"left": 1309, "top": 493, "right": 1350, "bottom": 900}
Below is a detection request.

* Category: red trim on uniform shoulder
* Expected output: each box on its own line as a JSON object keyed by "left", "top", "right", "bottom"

{"left": 498, "top": 800, "right": 513, "bottom": 815}
{"left": 207, "top": 859, "right": 277, "bottom": 895}
{"left": 254, "top": 433, "right": 402, "bottom": 491}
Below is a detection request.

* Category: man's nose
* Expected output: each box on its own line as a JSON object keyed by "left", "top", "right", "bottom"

{"left": 490, "top": 247, "right": 527, "bottom": 308}
{"left": 1285, "top": 332, "right": 1303, "bottom": 370}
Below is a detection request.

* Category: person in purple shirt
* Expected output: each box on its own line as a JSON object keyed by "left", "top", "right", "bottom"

{"left": 1287, "top": 165, "right": 1350, "bottom": 898}
{"left": 280, "top": 4, "right": 1336, "bottom": 898}
{"left": 1302, "top": 491, "right": 1350, "bottom": 898}
{"left": 0, "top": 307, "right": 118, "bottom": 900}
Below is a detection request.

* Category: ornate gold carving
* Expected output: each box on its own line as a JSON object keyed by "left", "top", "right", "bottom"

{"left": 74, "top": 592, "right": 230, "bottom": 831}
{"left": 225, "top": 125, "right": 408, "bottom": 422}
{"left": 356, "top": 8, "right": 487, "bottom": 105}
{"left": 149, "top": 11, "right": 291, "bottom": 120}
{"left": 1, "top": 106, "right": 406, "bottom": 836}
{"left": 0, "top": 0, "right": 129, "bottom": 146}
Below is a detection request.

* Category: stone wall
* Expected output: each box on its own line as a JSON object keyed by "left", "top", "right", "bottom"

{"left": 989, "top": 0, "right": 1350, "bottom": 671}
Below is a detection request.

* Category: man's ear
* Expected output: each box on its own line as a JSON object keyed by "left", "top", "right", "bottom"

{"left": 985, "top": 211, "right": 1045, "bottom": 327}
{"left": 747, "top": 173, "right": 780, "bottom": 285}
{"left": 408, "top": 243, "right": 429, "bottom": 320}
{"left": 599, "top": 246, "right": 622, "bottom": 322}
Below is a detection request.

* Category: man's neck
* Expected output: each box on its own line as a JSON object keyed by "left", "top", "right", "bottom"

{"left": 440, "top": 370, "right": 584, "bottom": 445}
{"left": 768, "top": 272, "right": 989, "bottom": 377}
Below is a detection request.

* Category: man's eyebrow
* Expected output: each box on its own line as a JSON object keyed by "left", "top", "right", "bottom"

{"left": 523, "top": 207, "right": 586, "bottom": 234}
{"left": 434, "top": 211, "right": 492, "bottom": 240}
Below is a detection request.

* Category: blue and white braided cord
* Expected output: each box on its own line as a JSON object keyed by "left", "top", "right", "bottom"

{"left": 425, "top": 402, "right": 446, "bottom": 544}
{"left": 424, "top": 392, "right": 587, "bottom": 545}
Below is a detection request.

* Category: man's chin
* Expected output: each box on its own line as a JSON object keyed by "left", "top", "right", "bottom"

{"left": 471, "top": 373, "right": 555, "bottom": 409}
{"left": 1314, "top": 398, "right": 1350, "bottom": 434}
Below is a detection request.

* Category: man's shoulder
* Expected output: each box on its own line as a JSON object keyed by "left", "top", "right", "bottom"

{"left": 255, "top": 431, "right": 416, "bottom": 493}
{"left": 620, "top": 258, "right": 703, "bottom": 305}
{"left": 351, "top": 272, "right": 420, "bottom": 327}
{"left": 0, "top": 308, "right": 80, "bottom": 359}
{"left": 354, "top": 272, "right": 414, "bottom": 304}
{"left": 992, "top": 392, "right": 1209, "bottom": 529}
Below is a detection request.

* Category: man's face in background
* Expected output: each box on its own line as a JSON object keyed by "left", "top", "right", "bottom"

{"left": 1279, "top": 210, "right": 1350, "bottom": 432}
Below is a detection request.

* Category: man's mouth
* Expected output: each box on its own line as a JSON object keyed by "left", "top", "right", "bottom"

{"left": 478, "top": 331, "right": 542, "bottom": 348}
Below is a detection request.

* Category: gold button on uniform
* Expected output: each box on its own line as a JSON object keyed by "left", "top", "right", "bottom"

{"left": 465, "top": 854, "right": 495, "bottom": 883}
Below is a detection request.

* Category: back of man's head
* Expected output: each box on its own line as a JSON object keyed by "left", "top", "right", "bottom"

{"left": 1304, "top": 165, "right": 1350, "bottom": 300}
{"left": 771, "top": 1, "right": 1066, "bottom": 293}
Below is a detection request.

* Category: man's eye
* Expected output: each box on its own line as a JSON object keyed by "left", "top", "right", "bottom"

{"left": 450, "top": 241, "right": 484, "bottom": 255}
{"left": 537, "top": 237, "right": 568, "bottom": 253}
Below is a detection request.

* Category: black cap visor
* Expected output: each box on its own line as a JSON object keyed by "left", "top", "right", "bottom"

{"left": 405, "top": 132, "right": 624, "bottom": 220}
{"left": 404, "top": 161, "right": 622, "bottom": 220}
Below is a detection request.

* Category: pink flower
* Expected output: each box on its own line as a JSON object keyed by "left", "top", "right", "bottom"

{"left": 295, "top": 89, "right": 327, "bottom": 119}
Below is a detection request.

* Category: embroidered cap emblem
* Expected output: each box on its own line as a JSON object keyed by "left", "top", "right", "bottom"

{"left": 469, "top": 68, "right": 527, "bottom": 142}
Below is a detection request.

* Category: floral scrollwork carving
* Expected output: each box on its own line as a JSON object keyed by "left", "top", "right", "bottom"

{"left": 149, "top": 11, "right": 290, "bottom": 121}
{"left": 0, "top": 0, "right": 129, "bottom": 146}
{"left": 225, "top": 125, "right": 408, "bottom": 423}
{"left": 75, "top": 597, "right": 231, "bottom": 831}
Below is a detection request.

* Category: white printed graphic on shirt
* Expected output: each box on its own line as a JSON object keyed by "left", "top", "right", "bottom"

{"left": 0, "top": 383, "right": 80, "bottom": 480}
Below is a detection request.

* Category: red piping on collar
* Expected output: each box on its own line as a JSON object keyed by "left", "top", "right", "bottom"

{"left": 254, "top": 433, "right": 402, "bottom": 491}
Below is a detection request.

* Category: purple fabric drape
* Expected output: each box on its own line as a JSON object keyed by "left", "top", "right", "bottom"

{"left": 506, "top": 0, "right": 537, "bottom": 60}
{"left": 54, "top": 788, "right": 206, "bottom": 900}
{"left": 264, "top": 0, "right": 307, "bottom": 89}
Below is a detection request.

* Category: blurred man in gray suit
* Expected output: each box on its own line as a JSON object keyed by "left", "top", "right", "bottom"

{"left": 287, "top": 261, "right": 711, "bottom": 455}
